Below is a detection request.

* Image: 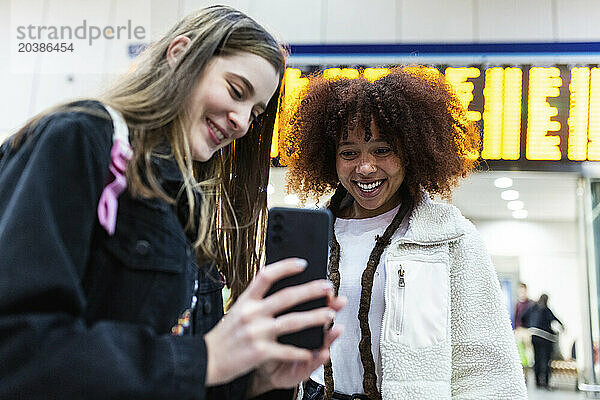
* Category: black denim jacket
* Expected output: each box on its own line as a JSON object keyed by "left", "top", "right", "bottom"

{"left": 0, "top": 102, "right": 278, "bottom": 399}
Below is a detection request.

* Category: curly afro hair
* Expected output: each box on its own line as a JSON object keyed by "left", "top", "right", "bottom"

{"left": 282, "top": 67, "right": 481, "bottom": 203}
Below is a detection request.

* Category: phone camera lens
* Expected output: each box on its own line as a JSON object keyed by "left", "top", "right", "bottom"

{"left": 273, "top": 214, "right": 283, "bottom": 223}
{"left": 272, "top": 236, "right": 282, "bottom": 243}
{"left": 273, "top": 224, "right": 283, "bottom": 232}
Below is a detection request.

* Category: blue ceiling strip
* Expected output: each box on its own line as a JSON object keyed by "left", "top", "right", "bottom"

{"left": 290, "top": 42, "right": 600, "bottom": 55}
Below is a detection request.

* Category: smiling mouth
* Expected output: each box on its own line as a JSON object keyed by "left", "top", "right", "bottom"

{"left": 354, "top": 179, "right": 385, "bottom": 192}
{"left": 207, "top": 118, "right": 227, "bottom": 142}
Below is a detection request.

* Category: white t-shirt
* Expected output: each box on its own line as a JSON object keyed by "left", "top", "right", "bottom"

{"left": 311, "top": 204, "right": 408, "bottom": 394}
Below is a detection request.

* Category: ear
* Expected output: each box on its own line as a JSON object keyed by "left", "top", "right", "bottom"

{"left": 166, "top": 35, "right": 191, "bottom": 68}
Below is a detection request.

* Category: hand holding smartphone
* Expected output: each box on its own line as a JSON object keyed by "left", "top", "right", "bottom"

{"left": 265, "top": 207, "right": 332, "bottom": 350}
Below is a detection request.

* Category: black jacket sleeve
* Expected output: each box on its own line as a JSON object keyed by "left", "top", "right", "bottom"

{"left": 0, "top": 113, "right": 210, "bottom": 399}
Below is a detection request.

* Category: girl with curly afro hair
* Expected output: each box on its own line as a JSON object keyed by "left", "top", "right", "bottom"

{"left": 283, "top": 68, "right": 526, "bottom": 400}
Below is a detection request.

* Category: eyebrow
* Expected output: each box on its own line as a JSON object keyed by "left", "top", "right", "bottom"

{"left": 338, "top": 139, "right": 390, "bottom": 146}
{"left": 229, "top": 73, "right": 267, "bottom": 113}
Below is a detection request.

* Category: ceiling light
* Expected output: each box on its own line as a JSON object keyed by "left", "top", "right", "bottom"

{"left": 494, "top": 177, "right": 513, "bottom": 188}
{"left": 507, "top": 200, "right": 524, "bottom": 210}
{"left": 501, "top": 189, "right": 519, "bottom": 201}
{"left": 512, "top": 209, "right": 528, "bottom": 219}
{"left": 267, "top": 184, "right": 275, "bottom": 195}
{"left": 284, "top": 194, "right": 299, "bottom": 206}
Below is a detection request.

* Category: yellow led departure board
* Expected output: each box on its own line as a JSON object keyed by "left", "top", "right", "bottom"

{"left": 590, "top": 68, "right": 600, "bottom": 161}
{"left": 272, "top": 65, "right": 600, "bottom": 164}
{"left": 271, "top": 68, "right": 309, "bottom": 158}
{"left": 363, "top": 68, "right": 390, "bottom": 82}
{"left": 482, "top": 67, "right": 522, "bottom": 160}
{"left": 568, "top": 67, "right": 589, "bottom": 161}
{"left": 323, "top": 68, "right": 360, "bottom": 80}
{"left": 567, "top": 67, "right": 600, "bottom": 161}
{"left": 526, "top": 67, "right": 562, "bottom": 160}
{"left": 445, "top": 67, "right": 482, "bottom": 122}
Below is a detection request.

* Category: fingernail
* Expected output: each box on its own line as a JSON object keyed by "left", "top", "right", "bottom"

{"left": 296, "top": 259, "right": 308, "bottom": 269}
{"left": 312, "top": 350, "right": 320, "bottom": 359}
{"left": 322, "top": 281, "right": 334, "bottom": 291}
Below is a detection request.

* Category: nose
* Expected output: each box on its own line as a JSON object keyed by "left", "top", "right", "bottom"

{"left": 356, "top": 154, "right": 377, "bottom": 175}
{"left": 227, "top": 108, "right": 251, "bottom": 139}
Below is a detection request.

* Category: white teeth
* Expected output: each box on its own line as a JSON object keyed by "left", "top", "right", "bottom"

{"left": 356, "top": 180, "right": 384, "bottom": 192}
{"left": 208, "top": 120, "right": 224, "bottom": 141}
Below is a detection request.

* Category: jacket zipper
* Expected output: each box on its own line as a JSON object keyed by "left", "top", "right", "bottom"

{"left": 394, "top": 265, "right": 406, "bottom": 335}
{"left": 394, "top": 265, "right": 406, "bottom": 334}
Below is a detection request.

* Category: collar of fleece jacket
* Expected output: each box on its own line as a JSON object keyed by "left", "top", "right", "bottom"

{"left": 404, "top": 192, "right": 472, "bottom": 244}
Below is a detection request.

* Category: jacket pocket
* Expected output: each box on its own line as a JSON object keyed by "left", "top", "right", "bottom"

{"left": 85, "top": 195, "right": 193, "bottom": 332}
{"left": 102, "top": 197, "right": 188, "bottom": 273}
{"left": 384, "top": 256, "right": 449, "bottom": 348}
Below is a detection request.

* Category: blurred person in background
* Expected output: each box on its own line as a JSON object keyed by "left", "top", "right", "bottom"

{"left": 514, "top": 282, "right": 534, "bottom": 329}
{"left": 514, "top": 282, "right": 535, "bottom": 382}
{"left": 284, "top": 68, "right": 527, "bottom": 400}
{"left": 523, "top": 293, "right": 564, "bottom": 390}
{"left": 0, "top": 6, "right": 345, "bottom": 399}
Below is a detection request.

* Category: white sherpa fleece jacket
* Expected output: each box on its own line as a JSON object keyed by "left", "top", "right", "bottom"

{"left": 378, "top": 197, "right": 527, "bottom": 399}
{"left": 298, "top": 196, "right": 528, "bottom": 400}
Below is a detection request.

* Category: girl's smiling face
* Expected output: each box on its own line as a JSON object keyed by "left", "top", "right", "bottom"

{"left": 185, "top": 52, "right": 279, "bottom": 161}
{"left": 336, "top": 121, "right": 405, "bottom": 219}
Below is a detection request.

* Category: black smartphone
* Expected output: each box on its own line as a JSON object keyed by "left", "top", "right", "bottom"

{"left": 265, "top": 207, "right": 333, "bottom": 350}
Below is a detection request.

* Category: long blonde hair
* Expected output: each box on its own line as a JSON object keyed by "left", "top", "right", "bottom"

{"left": 12, "top": 5, "right": 286, "bottom": 305}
